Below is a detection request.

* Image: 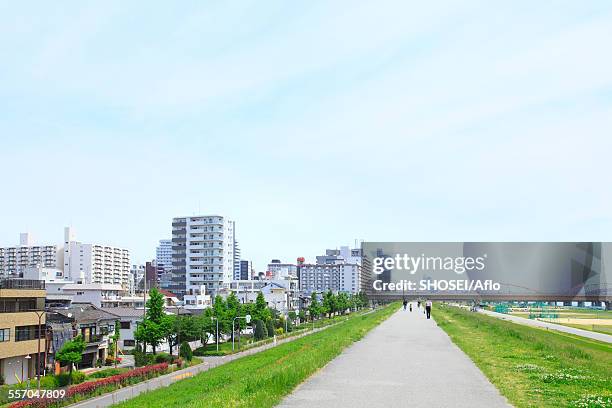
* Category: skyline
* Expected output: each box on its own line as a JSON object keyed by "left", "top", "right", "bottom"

{"left": 2, "top": 1, "right": 612, "bottom": 269}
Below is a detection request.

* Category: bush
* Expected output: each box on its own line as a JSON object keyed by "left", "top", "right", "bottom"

{"left": 254, "top": 319, "right": 266, "bottom": 341}
{"left": 71, "top": 371, "right": 86, "bottom": 384}
{"left": 134, "top": 350, "right": 155, "bottom": 367}
{"left": 87, "top": 368, "right": 126, "bottom": 379}
{"left": 266, "top": 320, "right": 275, "bottom": 337}
{"left": 0, "top": 374, "right": 5, "bottom": 385}
{"left": 155, "top": 352, "right": 172, "bottom": 364}
{"left": 179, "top": 342, "right": 192, "bottom": 362}
{"left": 275, "top": 328, "right": 284, "bottom": 335}
{"left": 39, "top": 375, "right": 59, "bottom": 389}
{"left": 57, "top": 373, "right": 70, "bottom": 387}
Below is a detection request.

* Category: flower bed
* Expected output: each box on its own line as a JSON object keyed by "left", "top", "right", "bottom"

{"left": 8, "top": 363, "right": 169, "bottom": 408}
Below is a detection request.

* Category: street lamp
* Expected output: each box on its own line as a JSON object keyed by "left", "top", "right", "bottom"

{"left": 211, "top": 316, "right": 219, "bottom": 352}
{"left": 232, "top": 314, "right": 251, "bottom": 351}
{"left": 175, "top": 304, "right": 184, "bottom": 356}
{"left": 24, "top": 354, "right": 31, "bottom": 383}
{"left": 34, "top": 309, "right": 45, "bottom": 391}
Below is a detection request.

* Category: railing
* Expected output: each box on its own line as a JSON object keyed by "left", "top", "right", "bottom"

{"left": 0, "top": 279, "right": 45, "bottom": 290}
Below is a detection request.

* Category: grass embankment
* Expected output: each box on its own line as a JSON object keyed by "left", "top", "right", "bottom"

{"left": 435, "top": 304, "right": 612, "bottom": 408}
{"left": 114, "top": 304, "right": 398, "bottom": 408}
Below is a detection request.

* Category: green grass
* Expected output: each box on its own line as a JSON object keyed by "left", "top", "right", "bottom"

{"left": 113, "top": 304, "right": 398, "bottom": 408}
{"left": 435, "top": 304, "right": 612, "bottom": 408}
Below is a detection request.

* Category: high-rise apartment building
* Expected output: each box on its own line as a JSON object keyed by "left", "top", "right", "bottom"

{"left": 63, "top": 228, "right": 130, "bottom": 288}
{"left": 1, "top": 228, "right": 130, "bottom": 289}
{"left": 299, "top": 246, "right": 362, "bottom": 294}
{"left": 171, "top": 215, "right": 236, "bottom": 300}
{"left": 299, "top": 264, "right": 361, "bottom": 294}
{"left": 0, "top": 233, "right": 62, "bottom": 278}
{"left": 155, "top": 240, "right": 173, "bottom": 275}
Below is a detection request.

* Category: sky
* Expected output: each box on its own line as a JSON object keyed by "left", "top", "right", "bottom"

{"left": 1, "top": 1, "right": 612, "bottom": 270}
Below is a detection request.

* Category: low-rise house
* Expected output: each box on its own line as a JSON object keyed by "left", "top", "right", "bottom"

{"left": 47, "top": 303, "right": 118, "bottom": 368}
{"left": 99, "top": 307, "right": 143, "bottom": 350}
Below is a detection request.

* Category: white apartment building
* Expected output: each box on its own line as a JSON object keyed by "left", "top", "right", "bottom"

{"left": 155, "top": 240, "right": 173, "bottom": 274}
{"left": 233, "top": 241, "right": 241, "bottom": 280}
{"left": 63, "top": 228, "right": 130, "bottom": 289}
{"left": 171, "top": 215, "right": 236, "bottom": 300}
{"left": 267, "top": 260, "right": 298, "bottom": 279}
{"left": 299, "top": 263, "right": 361, "bottom": 295}
{"left": 0, "top": 228, "right": 130, "bottom": 289}
{"left": 0, "top": 233, "right": 62, "bottom": 278}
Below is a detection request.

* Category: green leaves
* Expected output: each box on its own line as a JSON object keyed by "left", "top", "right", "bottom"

{"left": 56, "top": 335, "right": 86, "bottom": 368}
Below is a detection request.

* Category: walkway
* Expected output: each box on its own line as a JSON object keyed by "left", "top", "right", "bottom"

{"left": 278, "top": 305, "right": 510, "bottom": 408}
{"left": 478, "top": 309, "right": 612, "bottom": 344}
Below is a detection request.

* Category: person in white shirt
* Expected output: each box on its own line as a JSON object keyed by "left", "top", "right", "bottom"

{"left": 425, "top": 300, "right": 432, "bottom": 319}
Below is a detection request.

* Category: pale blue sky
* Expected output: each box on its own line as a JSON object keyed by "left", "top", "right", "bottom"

{"left": 1, "top": 1, "right": 612, "bottom": 270}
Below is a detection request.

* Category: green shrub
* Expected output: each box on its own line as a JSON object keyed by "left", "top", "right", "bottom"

{"left": 0, "top": 374, "right": 4, "bottom": 385}
{"left": 87, "top": 368, "right": 127, "bottom": 379}
{"left": 155, "top": 352, "right": 172, "bottom": 364}
{"left": 179, "top": 342, "right": 193, "bottom": 362}
{"left": 266, "top": 320, "right": 275, "bottom": 337}
{"left": 254, "top": 319, "right": 266, "bottom": 341}
{"left": 134, "top": 350, "right": 155, "bottom": 367}
{"left": 275, "top": 328, "right": 284, "bottom": 335}
{"left": 56, "top": 371, "right": 86, "bottom": 387}
{"left": 39, "top": 375, "right": 59, "bottom": 389}
{"left": 71, "top": 370, "right": 86, "bottom": 384}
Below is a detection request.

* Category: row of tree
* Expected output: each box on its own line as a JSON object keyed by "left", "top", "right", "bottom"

{"left": 308, "top": 291, "right": 368, "bottom": 320}
{"left": 134, "top": 288, "right": 369, "bottom": 354}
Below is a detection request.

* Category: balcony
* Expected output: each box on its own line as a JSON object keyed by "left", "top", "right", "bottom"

{"left": 0, "top": 279, "right": 45, "bottom": 290}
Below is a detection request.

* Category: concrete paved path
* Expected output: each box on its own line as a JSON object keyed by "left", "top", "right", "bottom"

{"left": 478, "top": 309, "right": 612, "bottom": 344}
{"left": 278, "top": 305, "right": 511, "bottom": 408}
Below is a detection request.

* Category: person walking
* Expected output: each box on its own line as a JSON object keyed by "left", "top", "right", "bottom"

{"left": 409, "top": 303, "right": 413, "bottom": 312}
{"left": 403, "top": 299, "right": 408, "bottom": 311}
{"left": 425, "top": 300, "right": 432, "bottom": 319}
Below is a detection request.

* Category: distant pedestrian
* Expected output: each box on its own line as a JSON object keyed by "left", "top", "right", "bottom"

{"left": 409, "top": 303, "right": 412, "bottom": 312}
{"left": 417, "top": 301, "right": 421, "bottom": 309}
{"left": 403, "top": 300, "right": 408, "bottom": 310}
{"left": 425, "top": 300, "right": 432, "bottom": 319}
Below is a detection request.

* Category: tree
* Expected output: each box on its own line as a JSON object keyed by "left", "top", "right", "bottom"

{"left": 212, "top": 295, "right": 228, "bottom": 341}
{"left": 196, "top": 308, "right": 216, "bottom": 346}
{"left": 134, "top": 289, "right": 168, "bottom": 355}
{"left": 146, "top": 288, "right": 165, "bottom": 324}
{"left": 55, "top": 335, "right": 86, "bottom": 376}
{"left": 265, "top": 319, "right": 275, "bottom": 337}
{"left": 322, "top": 291, "right": 336, "bottom": 318}
{"left": 179, "top": 341, "right": 193, "bottom": 362}
{"left": 309, "top": 292, "right": 321, "bottom": 321}
{"left": 336, "top": 293, "right": 349, "bottom": 315}
{"left": 226, "top": 292, "right": 242, "bottom": 342}
{"left": 254, "top": 292, "right": 270, "bottom": 322}
{"left": 253, "top": 319, "right": 266, "bottom": 341}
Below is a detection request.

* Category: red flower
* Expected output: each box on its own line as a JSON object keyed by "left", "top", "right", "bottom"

{"left": 8, "top": 363, "right": 169, "bottom": 408}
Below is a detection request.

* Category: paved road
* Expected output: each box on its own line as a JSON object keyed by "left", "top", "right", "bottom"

{"left": 478, "top": 309, "right": 612, "bottom": 344}
{"left": 278, "top": 305, "right": 510, "bottom": 408}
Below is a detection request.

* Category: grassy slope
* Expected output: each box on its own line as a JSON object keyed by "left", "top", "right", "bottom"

{"left": 114, "top": 304, "right": 398, "bottom": 408}
{"left": 435, "top": 305, "right": 612, "bottom": 408}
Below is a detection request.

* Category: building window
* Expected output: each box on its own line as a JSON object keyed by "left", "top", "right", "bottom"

{"left": 120, "top": 321, "right": 131, "bottom": 330}
{"left": 15, "top": 325, "right": 43, "bottom": 342}
{"left": 0, "top": 328, "right": 9, "bottom": 342}
{"left": 123, "top": 339, "right": 135, "bottom": 347}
